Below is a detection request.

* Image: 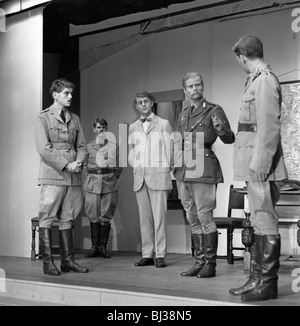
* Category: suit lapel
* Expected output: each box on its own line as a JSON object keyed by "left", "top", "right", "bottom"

{"left": 146, "top": 114, "right": 158, "bottom": 134}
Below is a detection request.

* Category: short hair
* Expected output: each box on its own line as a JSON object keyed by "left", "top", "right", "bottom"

{"left": 93, "top": 118, "right": 108, "bottom": 128}
{"left": 182, "top": 72, "right": 204, "bottom": 88}
{"left": 232, "top": 34, "right": 264, "bottom": 59}
{"left": 134, "top": 92, "right": 154, "bottom": 106}
{"left": 49, "top": 78, "right": 75, "bottom": 96}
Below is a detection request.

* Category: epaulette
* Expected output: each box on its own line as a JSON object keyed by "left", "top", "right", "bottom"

{"left": 40, "top": 108, "right": 49, "bottom": 114}
{"left": 206, "top": 101, "right": 217, "bottom": 108}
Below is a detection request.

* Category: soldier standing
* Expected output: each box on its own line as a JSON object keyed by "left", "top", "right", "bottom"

{"left": 173, "top": 72, "right": 235, "bottom": 278}
{"left": 35, "top": 78, "right": 89, "bottom": 276}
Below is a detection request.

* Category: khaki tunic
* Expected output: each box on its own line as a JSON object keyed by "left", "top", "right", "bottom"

{"left": 173, "top": 98, "right": 235, "bottom": 183}
{"left": 233, "top": 63, "right": 287, "bottom": 181}
{"left": 35, "top": 105, "right": 87, "bottom": 186}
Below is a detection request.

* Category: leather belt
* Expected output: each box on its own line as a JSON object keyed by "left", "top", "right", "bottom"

{"left": 238, "top": 123, "right": 257, "bottom": 132}
{"left": 52, "top": 142, "right": 75, "bottom": 150}
{"left": 87, "top": 168, "right": 115, "bottom": 175}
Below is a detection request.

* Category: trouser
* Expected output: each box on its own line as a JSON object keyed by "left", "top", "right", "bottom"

{"left": 136, "top": 183, "right": 168, "bottom": 259}
{"left": 176, "top": 180, "right": 217, "bottom": 234}
{"left": 247, "top": 181, "right": 281, "bottom": 235}
{"left": 85, "top": 190, "right": 118, "bottom": 224}
{"left": 38, "top": 185, "right": 83, "bottom": 230}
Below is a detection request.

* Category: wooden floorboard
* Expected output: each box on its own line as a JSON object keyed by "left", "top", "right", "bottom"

{"left": 0, "top": 251, "right": 299, "bottom": 306}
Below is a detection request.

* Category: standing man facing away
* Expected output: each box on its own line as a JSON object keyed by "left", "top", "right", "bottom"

{"left": 229, "top": 35, "right": 287, "bottom": 302}
{"left": 83, "top": 118, "right": 122, "bottom": 259}
{"left": 35, "top": 78, "right": 89, "bottom": 276}
{"left": 129, "top": 92, "right": 173, "bottom": 268}
{"left": 173, "top": 72, "right": 235, "bottom": 278}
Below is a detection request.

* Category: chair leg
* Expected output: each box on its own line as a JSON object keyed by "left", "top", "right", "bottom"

{"left": 227, "top": 228, "right": 234, "bottom": 264}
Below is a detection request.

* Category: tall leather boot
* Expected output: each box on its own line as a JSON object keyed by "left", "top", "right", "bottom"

{"left": 197, "top": 231, "right": 218, "bottom": 278}
{"left": 241, "top": 234, "right": 280, "bottom": 302}
{"left": 229, "top": 235, "right": 262, "bottom": 296}
{"left": 59, "top": 228, "right": 89, "bottom": 273}
{"left": 39, "top": 227, "right": 60, "bottom": 276}
{"left": 85, "top": 222, "right": 101, "bottom": 258}
{"left": 181, "top": 233, "right": 205, "bottom": 276}
{"left": 99, "top": 223, "right": 111, "bottom": 258}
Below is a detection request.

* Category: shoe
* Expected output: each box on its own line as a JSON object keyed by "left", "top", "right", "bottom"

{"left": 134, "top": 258, "right": 154, "bottom": 267}
{"left": 155, "top": 258, "right": 166, "bottom": 268}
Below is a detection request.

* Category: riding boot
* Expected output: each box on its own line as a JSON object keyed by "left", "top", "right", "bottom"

{"left": 59, "top": 228, "right": 89, "bottom": 273}
{"left": 99, "top": 223, "right": 111, "bottom": 258}
{"left": 39, "top": 227, "right": 60, "bottom": 276}
{"left": 229, "top": 235, "right": 262, "bottom": 296}
{"left": 242, "top": 234, "right": 280, "bottom": 302}
{"left": 197, "top": 231, "right": 218, "bottom": 278}
{"left": 181, "top": 233, "right": 205, "bottom": 276}
{"left": 85, "top": 222, "right": 101, "bottom": 258}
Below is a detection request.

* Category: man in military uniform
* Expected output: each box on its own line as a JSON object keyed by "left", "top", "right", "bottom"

{"left": 35, "top": 78, "right": 89, "bottom": 276}
{"left": 229, "top": 35, "right": 287, "bottom": 302}
{"left": 83, "top": 118, "right": 122, "bottom": 259}
{"left": 173, "top": 72, "right": 235, "bottom": 278}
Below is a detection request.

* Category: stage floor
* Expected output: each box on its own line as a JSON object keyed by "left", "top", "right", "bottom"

{"left": 0, "top": 251, "right": 299, "bottom": 306}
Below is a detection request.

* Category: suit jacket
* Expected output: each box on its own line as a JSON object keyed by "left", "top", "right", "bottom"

{"left": 233, "top": 63, "right": 287, "bottom": 181}
{"left": 129, "top": 114, "right": 173, "bottom": 192}
{"left": 35, "top": 105, "right": 87, "bottom": 186}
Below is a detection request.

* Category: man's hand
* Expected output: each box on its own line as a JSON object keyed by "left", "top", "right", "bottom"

{"left": 252, "top": 170, "right": 268, "bottom": 182}
{"left": 211, "top": 113, "right": 224, "bottom": 133}
{"left": 65, "top": 161, "right": 82, "bottom": 173}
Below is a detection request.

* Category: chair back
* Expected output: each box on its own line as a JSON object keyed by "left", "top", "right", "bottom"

{"left": 227, "top": 185, "right": 245, "bottom": 217}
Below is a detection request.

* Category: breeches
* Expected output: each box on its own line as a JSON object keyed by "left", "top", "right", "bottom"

{"left": 176, "top": 180, "right": 217, "bottom": 234}
{"left": 85, "top": 191, "right": 118, "bottom": 224}
{"left": 136, "top": 183, "right": 168, "bottom": 258}
{"left": 38, "top": 185, "right": 83, "bottom": 230}
{"left": 247, "top": 181, "right": 281, "bottom": 235}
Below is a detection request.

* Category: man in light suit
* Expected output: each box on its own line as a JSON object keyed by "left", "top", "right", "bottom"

{"left": 35, "top": 78, "right": 89, "bottom": 276}
{"left": 129, "top": 92, "right": 173, "bottom": 268}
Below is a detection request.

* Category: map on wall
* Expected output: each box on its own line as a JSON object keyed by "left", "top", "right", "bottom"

{"left": 280, "top": 81, "right": 300, "bottom": 181}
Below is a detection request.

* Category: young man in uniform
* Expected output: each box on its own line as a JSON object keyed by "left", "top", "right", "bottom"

{"left": 35, "top": 78, "right": 89, "bottom": 275}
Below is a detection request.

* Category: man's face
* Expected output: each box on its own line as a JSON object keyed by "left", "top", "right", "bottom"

{"left": 135, "top": 96, "right": 153, "bottom": 117}
{"left": 53, "top": 87, "right": 73, "bottom": 108}
{"left": 93, "top": 123, "right": 107, "bottom": 136}
{"left": 184, "top": 76, "right": 204, "bottom": 101}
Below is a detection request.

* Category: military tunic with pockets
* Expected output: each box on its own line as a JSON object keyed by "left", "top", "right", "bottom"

{"left": 173, "top": 98, "right": 235, "bottom": 182}
{"left": 233, "top": 63, "right": 287, "bottom": 181}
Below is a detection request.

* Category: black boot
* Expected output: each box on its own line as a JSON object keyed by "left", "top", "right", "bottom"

{"left": 181, "top": 233, "right": 205, "bottom": 276}
{"left": 241, "top": 234, "right": 280, "bottom": 302}
{"left": 39, "top": 227, "right": 60, "bottom": 276}
{"left": 59, "top": 228, "right": 89, "bottom": 273}
{"left": 99, "top": 223, "right": 111, "bottom": 258}
{"left": 85, "top": 222, "right": 101, "bottom": 258}
{"left": 229, "top": 235, "right": 262, "bottom": 296}
{"left": 197, "top": 231, "right": 218, "bottom": 278}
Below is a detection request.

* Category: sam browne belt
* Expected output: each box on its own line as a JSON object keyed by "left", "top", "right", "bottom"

{"left": 87, "top": 168, "right": 115, "bottom": 175}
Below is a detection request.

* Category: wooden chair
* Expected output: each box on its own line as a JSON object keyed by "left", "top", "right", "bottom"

{"left": 189, "top": 185, "right": 245, "bottom": 264}
{"left": 31, "top": 217, "right": 60, "bottom": 261}
{"left": 213, "top": 185, "right": 245, "bottom": 264}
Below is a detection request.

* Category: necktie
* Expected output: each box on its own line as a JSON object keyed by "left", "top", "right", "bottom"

{"left": 60, "top": 109, "right": 66, "bottom": 123}
{"left": 140, "top": 117, "right": 152, "bottom": 123}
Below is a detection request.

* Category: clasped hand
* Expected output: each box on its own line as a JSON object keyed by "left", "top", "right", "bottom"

{"left": 251, "top": 170, "right": 268, "bottom": 182}
{"left": 66, "top": 161, "right": 82, "bottom": 173}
